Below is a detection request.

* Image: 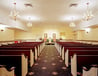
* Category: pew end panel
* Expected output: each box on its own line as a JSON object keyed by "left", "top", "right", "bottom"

{"left": 22, "top": 54, "right": 28, "bottom": 76}
{"left": 0, "top": 67, "right": 14, "bottom": 76}
{"left": 65, "top": 49, "right": 69, "bottom": 67}
{"left": 83, "top": 67, "right": 98, "bottom": 76}
{"left": 71, "top": 54, "right": 77, "bottom": 76}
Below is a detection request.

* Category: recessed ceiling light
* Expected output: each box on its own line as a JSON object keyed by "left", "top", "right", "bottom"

{"left": 24, "top": 3, "right": 33, "bottom": 7}
{"left": 70, "top": 3, "right": 78, "bottom": 7}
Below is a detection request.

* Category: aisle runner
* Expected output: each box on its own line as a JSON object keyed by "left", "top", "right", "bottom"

{"left": 27, "top": 45, "right": 72, "bottom": 76}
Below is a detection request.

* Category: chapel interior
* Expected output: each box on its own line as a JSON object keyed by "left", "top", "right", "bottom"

{"left": 0, "top": 0, "right": 98, "bottom": 76}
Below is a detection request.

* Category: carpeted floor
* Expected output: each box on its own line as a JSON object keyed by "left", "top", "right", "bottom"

{"left": 27, "top": 45, "right": 72, "bottom": 76}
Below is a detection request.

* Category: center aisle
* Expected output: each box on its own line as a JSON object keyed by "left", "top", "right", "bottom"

{"left": 27, "top": 45, "right": 72, "bottom": 76}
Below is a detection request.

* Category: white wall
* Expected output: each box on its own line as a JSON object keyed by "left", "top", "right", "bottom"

{"left": 0, "top": 28, "right": 14, "bottom": 41}
{"left": 76, "top": 28, "right": 98, "bottom": 40}
{"left": 15, "top": 24, "right": 74, "bottom": 40}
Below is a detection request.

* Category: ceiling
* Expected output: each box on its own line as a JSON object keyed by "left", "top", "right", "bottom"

{"left": 0, "top": 0, "right": 98, "bottom": 31}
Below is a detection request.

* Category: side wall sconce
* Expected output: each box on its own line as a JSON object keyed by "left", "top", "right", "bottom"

{"left": 0, "top": 27, "right": 5, "bottom": 32}
{"left": 85, "top": 28, "right": 91, "bottom": 33}
{"left": 0, "top": 29, "right": 4, "bottom": 31}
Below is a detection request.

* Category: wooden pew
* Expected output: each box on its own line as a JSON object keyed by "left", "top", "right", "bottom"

{"left": 56, "top": 41, "right": 98, "bottom": 54}
{"left": 64, "top": 49, "right": 98, "bottom": 67}
{"left": 59, "top": 46, "right": 98, "bottom": 66}
{"left": 0, "top": 50, "right": 34, "bottom": 67}
{"left": 0, "top": 47, "right": 37, "bottom": 61}
{"left": 55, "top": 41, "right": 98, "bottom": 76}
{"left": 56, "top": 42, "right": 98, "bottom": 52}
{"left": 0, "top": 42, "right": 45, "bottom": 67}
{"left": 0, "top": 54, "right": 28, "bottom": 76}
{"left": 75, "top": 40, "right": 98, "bottom": 45}
{"left": 61, "top": 46, "right": 98, "bottom": 62}
{"left": 71, "top": 54, "right": 98, "bottom": 76}
{"left": 0, "top": 42, "right": 44, "bottom": 60}
{"left": 56, "top": 42, "right": 98, "bottom": 58}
